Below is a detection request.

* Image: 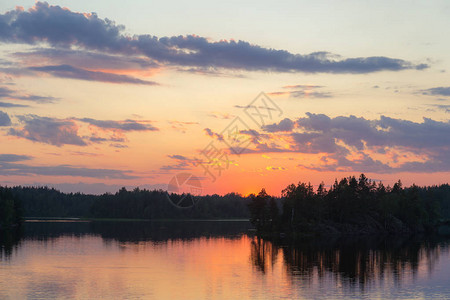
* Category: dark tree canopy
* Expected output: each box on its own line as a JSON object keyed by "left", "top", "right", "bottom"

{"left": 248, "top": 174, "right": 450, "bottom": 236}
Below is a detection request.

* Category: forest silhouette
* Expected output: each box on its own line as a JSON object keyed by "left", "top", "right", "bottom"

{"left": 1, "top": 174, "right": 449, "bottom": 236}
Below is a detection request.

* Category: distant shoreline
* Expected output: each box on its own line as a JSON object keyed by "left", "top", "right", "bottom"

{"left": 23, "top": 217, "right": 251, "bottom": 222}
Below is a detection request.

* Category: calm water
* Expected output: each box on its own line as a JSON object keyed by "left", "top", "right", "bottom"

{"left": 1, "top": 221, "right": 450, "bottom": 299}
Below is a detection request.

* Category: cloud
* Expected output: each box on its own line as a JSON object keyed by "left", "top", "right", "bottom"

{"left": 269, "top": 90, "right": 332, "bottom": 98}
{"left": 262, "top": 118, "right": 295, "bottom": 132}
{"left": 292, "top": 113, "right": 450, "bottom": 152}
{"left": 0, "top": 85, "right": 58, "bottom": 103}
{"left": 168, "top": 155, "right": 189, "bottom": 160}
{"left": 88, "top": 136, "right": 125, "bottom": 143}
{"left": 283, "top": 84, "right": 324, "bottom": 89}
{"left": 208, "top": 112, "right": 233, "bottom": 119}
{"left": 0, "top": 154, "right": 137, "bottom": 179}
{"left": 0, "top": 2, "right": 428, "bottom": 74}
{"left": 29, "top": 64, "right": 158, "bottom": 85}
{"left": 0, "top": 153, "right": 32, "bottom": 162}
{"left": 242, "top": 113, "right": 450, "bottom": 173}
{"left": 168, "top": 120, "right": 198, "bottom": 133}
{"left": 204, "top": 128, "right": 224, "bottom": 141}
{"left": 9, "top": 114, "right": 160, "bottom": 146}
{"left": 269, "top": 84, "right": 332, "bottom": 99}
{"left": 422, "top": 87, "right": 450, "bottom": 97}
{"left": 431, "top": 104, "right": 450, "bottom": 113}
{"left": 14, "top": 48, "right": 158, "bottom": 71}
{"left": 109, "top": 143, "right": 128, "bottom": 149}
{"left": 9, "top": 115, "right": 86, "bottom": 146}
{"left": 0, "top": 101, "right": 28, "bottom": 108}
{"left": 160, "top": 154, "right": 198, "bottom": 171}
{"left": 78, "top": 118, "right": 158, "bottom": 131}
{"left": 0, "top": 110, "right": 11, "bottom": 126}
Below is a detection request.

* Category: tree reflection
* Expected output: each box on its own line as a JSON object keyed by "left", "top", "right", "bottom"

{"left": 250, "top": 236, "right": 449, "bottom": 288}
{"left": 18, "top": 220, "right": 253, "bottom": 243}
{"left": 0, "top": 227, "right": 22, "bottom": 260}
{"left": 250, "top": 237, "right": 279, "bottom": 273}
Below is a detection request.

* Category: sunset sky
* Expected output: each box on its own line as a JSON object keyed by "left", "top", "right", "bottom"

{"left": 0, "top": 1, "right": 449, "bottom": 195}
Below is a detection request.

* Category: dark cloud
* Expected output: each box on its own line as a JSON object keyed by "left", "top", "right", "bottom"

{"left": 9, "top": 115, "right": 86, "bottom": 146}
{"left": 422, "top": 87, "right": 450, "bottom": 97}
{"left": 160, "top": 154, "right": 198, "bottom": 171}
{"left": 168, "top": 154, "right": 189, "bottom": 160}
{"left": 14, "top": 48, "right": 158, "bottom": 71}
{"left": 204, "top": 128, "right": 224, "bottom": 141}
{"left": 0, "top": 153, "right": 136, "bottom": 179}
{"left": 0, "top": 153, "right": 32, "bottom": 162}
{"left": 0, "top": 85, "right": 58, "bottom": 103}
{"left": 0, "top": 110, "right": 11, "bottom": 126}
{"left": 240, "top": 129, "right": 261, "bottom": 137}
{"left": 293, "top": 113, "right": 450, "bottom": 152}
{"left": 0, "top": 2, "right": 428, "bottom": 74}
{"left": 9, "top": 114, "right": 159, "bottom": 147}
{"left": 78, "top": 118, "right": 158, "bottom": 131}
{"left": 109, "top": 143, "right": 128, "bottom": 149}
{"left": 29, "top": 64, "right": 158, "bottom": 85}
{"left": 88, "top": 136, "right": 126, "bottom": 143}
{"left": 0, "top": 101, "right": 29, "bottom": 108}
{"left": 0, "top": 160, "right": 137, "bottom": 179}
{"left": 283, "top": 84, "right": 324, "bottom": 89}
{"left": 245, "top": 113, "right": 450, "bottom": 173}
{"left": 262, "top": 118, "right": 295, "bottom": 132}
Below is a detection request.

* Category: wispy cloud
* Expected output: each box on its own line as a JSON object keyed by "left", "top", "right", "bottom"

{"left": 29, "top": 65, "right": 158, "bottom": 85}
{"left": 168, "top": 120, "right": 199, "bottom": 133}
{"left": 160, "top": 154, "right": 198, "bottom": 171}
{"left": 0, "top": 154, "right": 137, "bottom": 179}
{"left": 269, "top": 84, "right": 332, "bottom": 99}
{"left": 0, "top": 101, "right": 28, "bottom": 108}
{"left": 422, "top": 87, "right": 450, "bottom": 97}
{"left": 14, "top": 48, "right": 158, "bottom": 72}
{"left": 0, "top": 85, "right": 58, "bottom": 103}
{"left": 78, "top": 118, "right": 158, "bottom": 131}
{"left": 0, "top": 153, "right": 32, "bottom": 162}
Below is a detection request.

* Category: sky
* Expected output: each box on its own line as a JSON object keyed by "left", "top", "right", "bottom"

{"left": 0, "top": 1, "right": 449, "bottom": 195}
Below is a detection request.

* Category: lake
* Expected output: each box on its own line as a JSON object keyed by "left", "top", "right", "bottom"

{"left": 1, "top": 220, "right": 450, "bottom": 299}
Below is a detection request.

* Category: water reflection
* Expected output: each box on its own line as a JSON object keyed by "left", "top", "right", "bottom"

{"left": 1, "top": 221, "right": 450, "bottom": 299}
{"left": 0, "top": 227, "right": 22, "bottom": 259}
{"left": 22, "top": 220, "right": 252, "bottom": 242}
{"left": 250, "top": 235, "right": 450, "bottom": 289}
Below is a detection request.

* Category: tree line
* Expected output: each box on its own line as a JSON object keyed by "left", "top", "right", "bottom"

{"left": 1, "top": 174, "right": 449, "bottom": 234}
{"left": 248, "top": 174, "right": 450, "bottom": 235}
{"left": 4, "top": 186, "right": 250, "bottom": 219}
{"left": 0, "top": 187, "right": 23, "bottom": 229}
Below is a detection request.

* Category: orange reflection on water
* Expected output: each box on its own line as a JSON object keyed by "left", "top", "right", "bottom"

{"left": 2, "top": 226, "right": 450, "bottom": 300}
